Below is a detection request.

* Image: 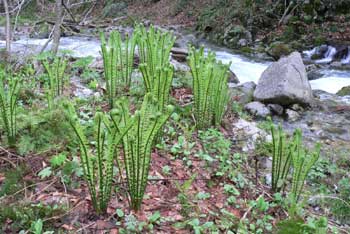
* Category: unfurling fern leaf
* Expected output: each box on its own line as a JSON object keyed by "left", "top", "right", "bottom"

{"left": 100, "top": 30, "right": 139, "bottom": 108}
{"left": 0, "top": 72, "right": 21, "bottom": 148}
{"left": 137, "top": 24, "right": 175, "bottom": 111}
{"left": 63, "top": 102, "right": 133, "bottom": 214}
{"left": 188, "top": 47, "right": 230, "bottom": 129}
{"left": 43, "top": 56, "right": 67, "bottom": 109}
{"left": 270, "top": 123, "right": 292, "bottom": 193}
{"left": 137, "top": 24, "right": 175, "bottom": 74}
{"left": 291, "top": 129, "right": 320, "bottom": 202}
{"left": 113, "top": 93, "right": 174, "bottom": 211}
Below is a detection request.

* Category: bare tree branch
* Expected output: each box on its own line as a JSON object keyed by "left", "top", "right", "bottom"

{"left": 51, "top": 0, "right": 63, "bottom": 55}
{"left": 2, "top": 0, "right": 11, "bottom": 62}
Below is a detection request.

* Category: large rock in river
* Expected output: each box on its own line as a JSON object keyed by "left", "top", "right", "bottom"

{"left": 253, "top": 52, "right": 313, "bottom": 106}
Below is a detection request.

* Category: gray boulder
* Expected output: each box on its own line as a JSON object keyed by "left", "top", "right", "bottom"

{"left": 254, "top": 52, "right": 313, "bottom": 106}
{"left": 244, "top": 101, "right": 271, "bottom": 118}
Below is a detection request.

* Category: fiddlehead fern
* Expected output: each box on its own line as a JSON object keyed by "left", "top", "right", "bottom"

{"left": 137, "top": 25, "right": 175, "bottom": 111}
{"left": 139, "top": 64, "right": 174, "bottom": 111}
{"left": 188, "top": 46, "right": 230, "bottom": 129}
{"left": 100, "top": 30, "right": 139, "bottom": 108}
{"left": 63, "top": 102, "right": 133, "bottom": 214}
{"left": 270, "top": 122, "right": 292, "bottom": 193}
{"left": 137, "top": 24, "right": 176, "bottom": 75}
{"left": 0, "top": 71, "right": 21, "bottom": 148}
{"left": 113, "top": 93, "right": 174, "bottom": 211}
{"left": 42, "top": 55, "right": 67, "bottom": 109}
{"left": 291, "top": 129, "right": 320, "bottom": 202}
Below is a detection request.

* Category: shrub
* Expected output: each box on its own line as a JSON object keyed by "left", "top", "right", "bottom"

{"left": 114, "top": 94, "right": 174, "bottom": 211}
{"left": 0, "top": 72, "right": 21, "bottom": 147}
{"left": 188, "top": 46, "right": 230, "bottom": 129}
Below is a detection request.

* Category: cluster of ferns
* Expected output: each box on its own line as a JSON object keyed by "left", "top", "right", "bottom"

{"left": 0, "top": 24, "right": 320, "bottom": 214}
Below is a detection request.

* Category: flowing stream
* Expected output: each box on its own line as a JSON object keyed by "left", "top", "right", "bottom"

{"left": 1, "top": 36, "right": 350, "bottom": 95}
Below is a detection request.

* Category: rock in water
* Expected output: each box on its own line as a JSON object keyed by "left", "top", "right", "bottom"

{"left": 254, "top": 52, "right": 313, "bottom": 106}
{"left": 244, "top": 101, "right": 271, "bottom": 118}
{"left": 336, "top": 86, "right": 350, "bottom": 96}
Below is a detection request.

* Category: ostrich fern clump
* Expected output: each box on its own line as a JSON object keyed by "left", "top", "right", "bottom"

{"left": 269, "top": 122, "right": 321, "bottom": 200}
{"left": 291, "top": 129, "right": 320, "bottom": 202}
{"left": 137, "top": 25, "right": 175, "bottom": 110}
{"left": 100, "top": 30, "right": 139, "bottom": 108}
{"left": 139, "top": 63, "right": 174, "bottom": 111}
{"left": 43, "top": 56, "right": 67, "bottom": 109}
{"left": 63, "top": 102, "right": 134, "bottom": 214}
{"left": 137, "top": 24, "right": 175, "bottom": 76}
{"left": 0, "top": 72, "right": 21, "bottom": 147}
{"left": 270, "top": 123, "right": 293, "bottom": 193}
{"left": 188, "top": 47, "right": 230, "bottom": 129}
{"left": 114, "top": 94, "right": 174, "bottom": 211}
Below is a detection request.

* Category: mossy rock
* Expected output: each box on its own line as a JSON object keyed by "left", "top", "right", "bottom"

{"left": 267, "top": 42, "right": 292, "bottom": 60}
{"left": 336, "top": 86, "right": 350, "bottom": 96}
{"left": 240, "top": 47, "right": 253, "bottom": 54}
{"left": 103, "top": 2, "right": 127, "bottom": 18}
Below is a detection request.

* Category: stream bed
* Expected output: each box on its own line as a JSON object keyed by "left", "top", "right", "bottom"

{"left": 2, "top": 36, "right": 350, "bottom": 96}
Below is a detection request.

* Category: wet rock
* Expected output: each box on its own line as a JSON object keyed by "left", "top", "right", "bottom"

{"left": 291, "top": 104, "right": 304, "bottom": 112}
{"left": 230, "top": 81, "right": 256, "bottom": 104}
{"left": 229, "top": 70, "right": 239, "bottom": 84}
{"left": 267, "top": 104, "right": 284, "bottom": 115}
{"left": 330, "top": 61, "right": 343, "bottom": 69}
{"left": 244, "top": 101, "right": 271, "bottom": 118}
{"left": 254, "top": 52, "right": 314, "bottom": 106}
{"left": 336, "top": 86, "right": 350, "bottom": 96}
{"left": 171, "top": 47, "right": 188, "bottom": 62}
{"left": 174, "top": 33, "right": 197, "bottom": 48}
{"left": 170, "top": 58, "right": 190, "bottom": 72}
{"left": 267, "top": 42, "right": 292, "bottom": 60}
{"left": 306, "top": 64, "right": 323, "bottom": 80}
{"left": 286, "top": 109, "right": 300, "bottom": 122}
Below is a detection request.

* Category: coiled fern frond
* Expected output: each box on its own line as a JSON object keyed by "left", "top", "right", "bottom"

{"left": 188, "top": 46, "right": 230, "bottom": 129}
{"left": 139, "top": 64, "right": 174, "bottom": 111}
{"left": 42, "top": 56, "right": 67, "bottom": 109}
{"left": 137, "top": 24, "right": 175, "bottom": 78}
{"left": 100, "top": 30, "right": 139, "bottom": 108}
{"left": 270, "top": 122, "right": 292, "bottom": 193}
{"left": 63, "top": 102, "right": 133, "bottom": 214}
{"left": 291, "top": 129, "right": 320, "bottom": 202}
{"left": 0, "top": 71, "right": 21, "bottom": 148}
{"left": 113, "top": 93, "right": 174, "bottom": 211}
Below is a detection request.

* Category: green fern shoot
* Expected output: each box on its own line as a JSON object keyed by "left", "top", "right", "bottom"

{"left": 291, "top": 129, "right": 321, "bottom": 202}
{"left": 0, "top": 72, "right": 21, "bottom": 148}
{"left": 270, "top": 123, "right": 293, "bottom": 193}
{"left": 188, "top": 46, "right": 231, "bottom": 129}
{"left": 139, "top": 63, "right": 174, "bottom": 111}
{"left": 63, "top": 102, "right": 134, "bottom": 214}
{"left": 137, "top": 24, "right": 175, "bottom": 78}
{"left": 43, "top": 56, "right": 68, "bottom": 109}
{"left": 113, "top": 94, "right": 174, "bottom": 211}
{"left": 100, "top": 30, "right": 139, "bottom": 108}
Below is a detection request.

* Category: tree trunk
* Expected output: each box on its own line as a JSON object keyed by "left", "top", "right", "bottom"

{"left": 3, "top": 0, "right": 11, "bottom": 62}
{"left": 51, "top": 0, "right": 63, "bottom": 55}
